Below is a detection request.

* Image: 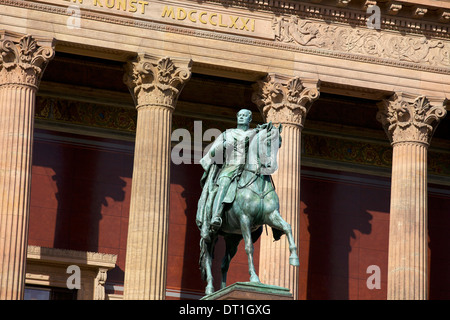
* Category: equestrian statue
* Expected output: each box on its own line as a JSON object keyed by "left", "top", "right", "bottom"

{"left": 196, "top": 108, "right": 299, "bottom": 295}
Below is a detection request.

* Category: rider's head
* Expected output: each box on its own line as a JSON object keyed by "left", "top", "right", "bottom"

{"left": 237, "top": 109, "right": 252, "bottom": 128}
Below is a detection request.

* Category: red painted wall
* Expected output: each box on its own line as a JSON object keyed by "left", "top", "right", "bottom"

{"left": 28, "top": 129, "right": 450, "bottom": 299}
{"left": 29, "top": 129, "right": 133, "bottom": 284}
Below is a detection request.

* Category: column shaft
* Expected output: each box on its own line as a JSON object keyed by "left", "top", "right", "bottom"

{"left": 0, "top": 32, "right": 54, "bottom": 300}
{"left": 124, "top": 106, "right": 172, "bottom": 300}
{"left": 0, "top": 85, "right": 35, "bottom": 299}
{"left": 259, "top": 124, "right": 302, "bottom": 298}
{"left": 388, "top": 142, "right": 428, "bottom": 299}
{"left": 377, "top": 93, "right": 447, "bottom": 300}
{"left": 253, "top": 74, "right": 319, "bottom": 299}
{"left": 123, "top": 54, "right": 191, "bottom": 300}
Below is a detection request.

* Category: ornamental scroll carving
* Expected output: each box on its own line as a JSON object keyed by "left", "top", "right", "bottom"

{"left": 0, "top": 34, "right": 54, "bottom": 88}
{"left": 123, "top": 54, "right": 192, "bottom": 110}
{"left": 376, "top": 93, "right": 447, "bottom": 146}
{"left": 252, "top": 73, "right": 320, "bottom": 127}
{"left": 272, "top": 16, "right": 450, "bottom": 68}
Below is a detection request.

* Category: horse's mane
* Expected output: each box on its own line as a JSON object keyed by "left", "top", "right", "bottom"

{"left": 248, "top": 125, "right": 281, "bottom": 175}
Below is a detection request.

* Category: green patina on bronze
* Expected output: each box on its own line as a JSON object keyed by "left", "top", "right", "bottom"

{"left": 196, "top": 109, "right": 299, "bottom": 296}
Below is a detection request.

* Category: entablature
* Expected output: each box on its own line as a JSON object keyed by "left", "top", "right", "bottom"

{"left": 2, "top": 0, "right": 450, "bottom": 102}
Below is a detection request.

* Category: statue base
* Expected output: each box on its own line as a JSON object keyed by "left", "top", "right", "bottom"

{"left": 200, "top": 282, "right": 293, "bottom": 300}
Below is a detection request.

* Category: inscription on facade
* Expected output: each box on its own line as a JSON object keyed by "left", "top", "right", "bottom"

{"left": 57, "top": 0, "right": 273, "bottom": 39}
{"left": 161, "top": 6, "right": 255, "bottom": 32}
{"left": 64, "top": 0, "right": 149, "bottom": 14}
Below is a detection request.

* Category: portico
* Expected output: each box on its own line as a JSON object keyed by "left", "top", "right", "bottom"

{"left": 0, "top": 0, "right": 449, "bottom": 300}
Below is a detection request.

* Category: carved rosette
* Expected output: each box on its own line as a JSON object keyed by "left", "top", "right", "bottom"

{"left": 0, "top": 34, "right": 55, "bottom": 89}
{"left": 124, "top": 54, "right": 192, "bottom": 111}
{"left": 377, "top": 93, "right": 447, "bottom": 146}
{"left": 252, "top": 73, "right": 320, "bottom": 127}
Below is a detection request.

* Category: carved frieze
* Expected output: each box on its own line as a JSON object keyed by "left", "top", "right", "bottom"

{"left": 376, "top": 93, "right": 447, "bottom": 146}
{"left": 252, "top": 73, "right": 320, "bottom": 127}
{"left": 0, "top": 32, "right": 54, "bottom": 88}
{"left": 123, "top": 54, "right": 192, "bottom": 110}
{"left": 4, "top": 0, "right": 450, "bottom": 75}
{"left": 272, "top": 15, "right": 450, "bottom": 68}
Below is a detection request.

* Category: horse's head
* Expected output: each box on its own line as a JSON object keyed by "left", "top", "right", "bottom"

{"left": 248, "top": 122, "right": 282, "bottom": 175}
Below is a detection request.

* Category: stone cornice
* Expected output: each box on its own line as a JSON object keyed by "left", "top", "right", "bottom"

{"left": 12, "top": 0, "right": 450, "bottom": 38}
{"left": 4, "top": 0, "right": 450, "bottom": 76}
{"left": 196, "top": 0, "right": 450, "bottom": 36}
{"left": 27, "top": 245, "right": 117, "bottom": 268}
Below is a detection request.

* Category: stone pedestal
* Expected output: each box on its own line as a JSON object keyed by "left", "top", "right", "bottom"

{"left": 123, "top": 54, "right": 191, "bottom": 300}
{"left": 252, "top": 74, "right": 319, "bottom": 299}
{"left": 377, "top": 93, "right": 447, "bottom": 300}
{"left": 201, "top": 282, "right": 293, "bottom": 300}
{"left": 0, "top": 31, "right": 54, "bottom": 300}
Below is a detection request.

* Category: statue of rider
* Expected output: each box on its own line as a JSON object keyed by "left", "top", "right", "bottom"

{"left": 197, "top": 109, "right": 268, "bottom": 239}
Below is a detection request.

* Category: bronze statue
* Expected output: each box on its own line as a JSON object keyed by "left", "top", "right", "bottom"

{"left": 196, "top": 109, "right": 299, "bottom": 295}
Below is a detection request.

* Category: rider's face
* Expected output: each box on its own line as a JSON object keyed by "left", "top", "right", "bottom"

{"left": 237, "top": 111, "right": 252, "bottom": 126}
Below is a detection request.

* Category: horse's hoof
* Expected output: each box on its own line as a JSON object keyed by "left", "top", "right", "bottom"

{"left": 205, "top": 285, "right": 214, "bottom": 295}
{"left": 250, "top": 275, "right": 260, "bottom": 283}
{"left": 290, "top": 256, "right": 300, "bottom": 267}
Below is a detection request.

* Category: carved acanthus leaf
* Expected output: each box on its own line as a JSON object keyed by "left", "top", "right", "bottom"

{"left": 124, "top": 54, "right": 192, "bottom": 110}
{"left": 376, "top": 93, "right": 447, "bottom": 145}
{"left": 0, "top": 34, "right": 54, "bottom": 88}
{"left": 252, "top": 74, "right": 320, "bottom": 127}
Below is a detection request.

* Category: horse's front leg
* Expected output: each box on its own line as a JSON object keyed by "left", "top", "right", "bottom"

{"left": 239, "top": 215, "right": 260, "bottom": 283}
{"left": 266, "top": 210, "right": 300, "bottom": 267}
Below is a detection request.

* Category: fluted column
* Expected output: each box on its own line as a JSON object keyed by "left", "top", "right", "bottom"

{"left": 377, "top": 93, "right": 447, "bottom": 300}
{"left": 0, "top": 31, "right": 54, "bottom": 300}
{"left": 252, "top": 74, "right": 320, "bottom": 299}
{"left": 123, "top": 54, "right": 191, "bottom": 300}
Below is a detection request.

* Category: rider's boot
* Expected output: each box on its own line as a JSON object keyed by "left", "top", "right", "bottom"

{"left": 210, "top": 211, "right": 223, "bottom": 232}
{"left": 210, "top": 178, "right": 230, "bottom": 232}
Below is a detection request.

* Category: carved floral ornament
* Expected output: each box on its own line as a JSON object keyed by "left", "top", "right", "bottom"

{"left": 252, "top": 73, "right": 320, "bottom": 127}
{"left": 376, "top": 93, "right": 447, "bottom": 146}
{"left": 0, "top": 35, "right": 54, "bottom": 88}
{"left": 272, "top": 15, "right": 450, "bottom": 69}
{"left": 123, "top": 54, "right": 192, "bottom": 110}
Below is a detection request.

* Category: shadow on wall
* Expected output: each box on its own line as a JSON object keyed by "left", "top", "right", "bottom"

{"left": 302, "top": 172, "right": 383, "bottom": 300}
{"left": 30, "top": 129, "right": 132, "bottom": 284}
{"left": 169, "top": 162, "right": 208, "bottom": 295}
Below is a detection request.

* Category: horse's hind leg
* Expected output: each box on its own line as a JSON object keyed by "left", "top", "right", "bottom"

{"left": 265, "top": 210, "right": 300, "bottom": 267}
{"left": 221, "top": 234, "right": 241, "bottom": 289}
{"left": 239, "top": 215, "right": 261, "bottom": 283}
{"left": 204, "top": 252, "right": 215, "bottom": 294}
{"left": 200, "top": 238, "right": 216, "bottom": 295}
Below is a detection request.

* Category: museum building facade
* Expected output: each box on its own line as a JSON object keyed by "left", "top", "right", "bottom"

{"left": 0, "top": 0, "right": 449, "bottom": 300}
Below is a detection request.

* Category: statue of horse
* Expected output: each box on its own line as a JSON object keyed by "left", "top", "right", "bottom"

{"left": 199, "top": 124, "right": 300, "bottom": 295}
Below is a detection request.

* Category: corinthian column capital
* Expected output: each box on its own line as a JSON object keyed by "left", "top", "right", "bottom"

{"left": 0, "top": 31, "right": 55, "bottom": 89}
{"left": 252, "top": 73, "right": 320, "bottom": 127}
{"left": 377, "top": 92, "right": 447, "bottom": 146}
{"left": 123, "top": 53, "right": 192, "bottom": 111}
